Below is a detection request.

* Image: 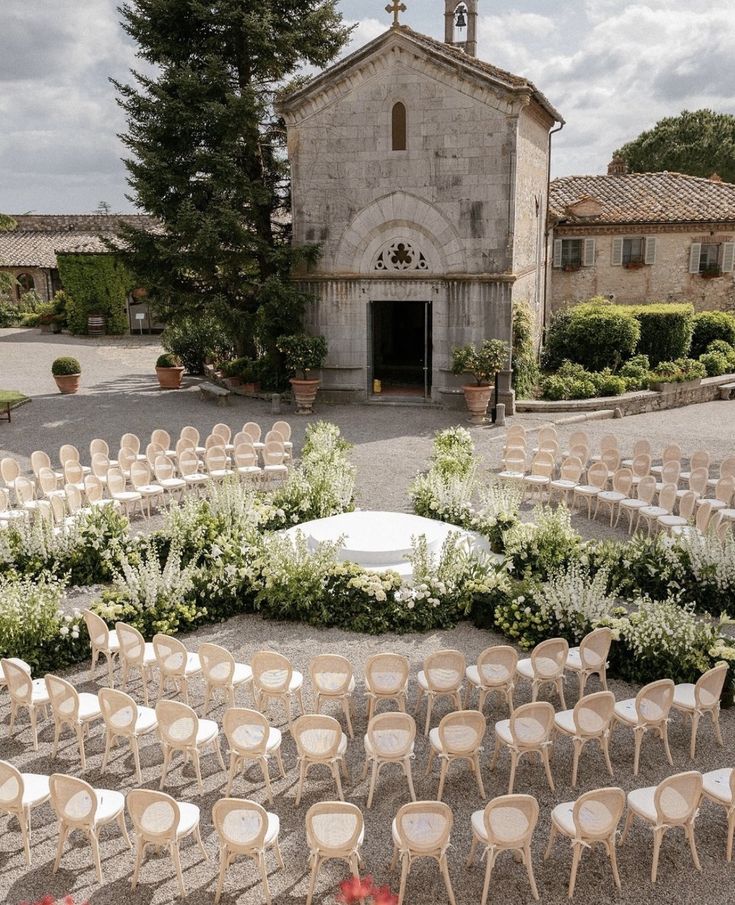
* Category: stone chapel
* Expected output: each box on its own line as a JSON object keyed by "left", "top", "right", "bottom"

{"left": 278, "top": 1, "right": 562, "bottom": 409}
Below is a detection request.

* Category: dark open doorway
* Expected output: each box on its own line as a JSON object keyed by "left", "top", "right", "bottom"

{"left": 371, "top": 300, "right": 432, "bottom": 398}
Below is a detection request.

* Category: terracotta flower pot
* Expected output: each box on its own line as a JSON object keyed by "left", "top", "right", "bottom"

{"left": 462, "top": 384, "right": 493, "bottom": 424}
{"left": 156, "top": 366, "right": 185, "bottom": 389}
{"left": 290, "top": 377, "right": 320, "bottom": 414}
{"left": 54, "top": 374, "right": 81, "bottom": 395}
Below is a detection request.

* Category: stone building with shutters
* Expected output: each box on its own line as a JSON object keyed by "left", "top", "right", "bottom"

{"left": 277, "top": 1, "right": 562, "bottom": 407}
{"left": 549, "top": 165, "right": 735, "bottom": 316}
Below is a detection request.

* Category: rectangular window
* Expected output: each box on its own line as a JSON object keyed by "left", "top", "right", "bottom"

{"left": 622, "top": 237, "right": 645, "bottom": 265}
{"left": 561, "top": 239, "right": 583, "bottom": 267}
{"left": 700, "top": 243, "right": 721, "bottom": 275}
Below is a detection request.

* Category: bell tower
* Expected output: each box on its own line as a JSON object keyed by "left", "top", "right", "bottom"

{"left": 445, "top": 1, "right": 478, "bottom": 57}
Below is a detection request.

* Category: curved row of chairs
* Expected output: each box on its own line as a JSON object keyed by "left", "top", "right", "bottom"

{"left": 0, "top": 421, "right": 293, "bottom": 525}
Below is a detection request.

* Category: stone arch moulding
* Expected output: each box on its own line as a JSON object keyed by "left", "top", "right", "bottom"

{"left": 332, "top": 191, "right": 467, "bottom": 275}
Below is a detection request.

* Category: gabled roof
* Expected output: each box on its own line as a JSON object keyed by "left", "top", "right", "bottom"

{"left": 550, "top": 173, "right": 735, "bottom": 226}
{"left": 279, "top": 25, "right": 562, "bottom": 124}
{"left": 0, "top": 215, "right": 156, "bottom": 269}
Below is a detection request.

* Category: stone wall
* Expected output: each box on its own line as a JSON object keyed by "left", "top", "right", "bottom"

{"left": 0, "top": 266, "right": 53, "bottom": 302}
{"left": 551, "top": 226, "right": 735, "bottom": 313}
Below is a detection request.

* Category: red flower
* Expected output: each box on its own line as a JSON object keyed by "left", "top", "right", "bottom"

{"left": 372, "top": 884, "right": 399, "bottom": 905}
{"left": 339, "top": 875, "right": 376, "bottom": 903}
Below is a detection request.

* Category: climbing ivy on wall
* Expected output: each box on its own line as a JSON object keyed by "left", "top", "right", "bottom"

{"left": 56, "top": 253, "right": 133, "bottom": 335}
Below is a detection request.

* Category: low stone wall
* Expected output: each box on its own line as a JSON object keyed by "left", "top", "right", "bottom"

{"left": 516, "top": 373, "right": 735, "bottom": 417}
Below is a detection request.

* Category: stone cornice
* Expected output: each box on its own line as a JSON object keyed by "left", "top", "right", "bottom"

{"left": 554, "top": 221, "right": 735, "bottom": 237}
{"left": 295, "top": 271, "right": 517, "bottom": 283}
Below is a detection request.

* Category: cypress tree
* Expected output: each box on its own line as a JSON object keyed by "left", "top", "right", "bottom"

{"left": 113, "top": 0, "right": 352, "bottom": 365}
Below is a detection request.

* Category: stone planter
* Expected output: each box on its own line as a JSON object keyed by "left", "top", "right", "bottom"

{"left": 650, "top": 377, "right": 702, "bottom": 394}
{"left": 462, "top": 384, "right": 494, "bottom": 424}
{"left": 290, "top": 377, "right": 320, "bottom": 414}
{"left": 223, "top": 376, "right": 243, "bottom": 390}
{"left": 156, "top": 366, "right": 185, "bottom": 389}
{"left": 54, "top": 374, "right": 81, "bottom": 395}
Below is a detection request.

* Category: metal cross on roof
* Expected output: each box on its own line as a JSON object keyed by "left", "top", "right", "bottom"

{"left": 386, "top": 0, "right": 407, "bottom": 27}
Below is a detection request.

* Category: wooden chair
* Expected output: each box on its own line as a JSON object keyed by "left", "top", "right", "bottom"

{"left": 2, "top": 658, "right": 48, "bottom": 751}
{"left": 151, "top": 428, "right": 174, "bottom": 455}
{"left": 491, "top": 701, "right": 555, "bottom": 794}
{"left": 622, "top": 438, "right": 651, "bottom": 467}
{"left": 622, "top": 770, "right": 703, "bottom": 883}
{"left": 310, "top": 653, "right": 355, "bottom": 738}
{"left": 522, "top": 451, "right": 555, "bottom": 502}
{"left": 365, "top": 653, "right": 410, "bottom": 720}
{"left": 618, "top": 474, "right": 656, "bottom": 532}
{"left": 213, "top": 422, "right": 234, "bottom": 452}
{"left": 233, "top": 442, "right": 263, "bottom": 481}
{"left": 263, "top": 441, "right": 288, "bottom": 483}
{"left": 638, "top": 482, "right": 677, "bottom": 535}
{"left": 199, "top": 642, "right": 252, "bottom": 712}
{"left": 121, "top": 432, "right": 146, "bottom": 462}
{"left": 50, "top": 773, "right": 130, "bottom": 883}
{"left": 128, "top": 788, "right": 207, "bottom": 898}
{"left": 673, "top": 499, "right": 714, "bottom": 538}
{"left": 242, "top": 421, "right": 265, "bottom": 452}
{"left": 213, "top": 797, "right": 284, "bottom": 905}
{"left": 426, "top": 709, "right": 486, "bottom": 800}
{"left": 672, "top": 663, "right": 727, "bottom": 759}
{"left": 566, "top": 627, "right": 613, "bottom": 695}
{"left": 659, "top": 490, "right": 697, "bottom": 534}
{"left": 180, "top": 425, "right": 206, "bottom": 455}
{"left": 251, "top": 650, "right": 304, "bottom": 729}
{"left": 700, "top": 477, "right": 735, "bottom": 513}
{"left": 553, "top": 691, "right": 616, "bottom": 788}
{"left": 178, "top": 449, "right": 211, "bottom": 493}
{"left": 546, "top": 786, "right": 625, "bottom": 897}
{"left": 0, "top": 759, "right": 50, "bottom": 865}
{"left": 293, "top": 714, "right": 349, "bottom": 805}
{"left": 130, "top": 461, "right": 165, "bottom": 517}
{"left": 205, "top": 445, "right": 234, "bottom": 481}
{"left": 651, "top": 442, "right": 682, "bottom": 477}
{"left": 45, "top": 673, "right": 102, "bottom": 770}
{"left": 89, "top": 438, "right": 116, "bottom": 466}
{"left": 516, "top": 637, "right": 568, "bottom": 708}
{"left": 465, "top": 645, "right": 517, "bottom": 714}
{"left": 272, "top": 420, "right": 294, "bottom": 456}
{"left": 82, "top": 608, "right": 119, "bottom": 685}
{"left": 156, "top": 698, "right": 225, "bottom": 792}
{"left": 31, "top": 450, "right": 62, "bottom": 484}
{"left": 416, "top": 649, "right": 465, "bottom": 735}
{"left": 390, "top": 801, "right": 456, "bottom": 905}
{"left": 702, "top": 767, "right": 735, "bottom": 861}
{"left": 549, "top": 457, "right": 584, "bottom": 505}
{"left": 99, "top": 686, "right": 158, "bottom": 784}
{"left": 362, "top": 712, "right": 416, "bottom": 808}
{"left": 116, "top": 621, "right": 157, "bottom": 707}
{"left": 595, "top": 468, "right": 633, "bottom": 525}
{"left": 154, "top": 455, "right": 187, "bottom": 501}
{"left": 223, "top": 707, "right": 286, "bottom": 802}
{"left": 152, "top": 633, "right": 202, "bottom": 705}
{"left": 572, "top": 462, "right": 609, "bottom": 518}
{"left": 680, "top": 449, "right": 711, "bottom": 483}
{"left": 107, "top": 467, "right": 144, "bottom": 518}
{"left": 654, "top": 459, "right": 681, "bottom": 494}
{"left": 468, "top": 794, "right": 539, "bottom": 903}
{"left": 613, "top": 678, "right": 674, "bottom": 775}
{"left": 305, "top": 801, "right": 364, "bottom": 905}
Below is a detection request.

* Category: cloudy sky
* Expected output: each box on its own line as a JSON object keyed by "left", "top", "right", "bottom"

{"left": 1, "top": 0, "right": 732, "bottom": 213}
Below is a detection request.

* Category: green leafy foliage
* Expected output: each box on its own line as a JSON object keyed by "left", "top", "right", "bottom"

{"left": 621, "top": 303, "right": 694, "bottom": 366}
{"left": 616, "top": 109, "right": 735, "bottom": 184}
{"left": 113, "top": 0, "right": 352, "bottom": 359}
{"left": 277, "top": 334, "right": 328, "bottom": 379}
{"left": 541, "top": 361, "right": 626, "bottom": 400}
{"left": 156, "top": 353, "right": 181, "bottom": 368}
{"left": 451, "top": 339, "right": 509, "bottom": 386}
{"left": 57, "top": 253, "right": 132, "bottom": 335}
{"left": 51, "top": 356, "right": 81, "bottom": 376}
{"left": 541, "top": 302, "right": 640, "bottom": 372}
{"left": 512, "top": 302, "right": 540, "bottom": 399}
{"left": 650, "top": 357, "right": 706, "bottom": 384}
{"left": 691, "top": 311, "right": 735, "bottom": 358}
{"left": 162, "top": 314, "right": 234, "bottom": 375}
{"left": 619, "top": 355, "right": 652, "bottom": 390}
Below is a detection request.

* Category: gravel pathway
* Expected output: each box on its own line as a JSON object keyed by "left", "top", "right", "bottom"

{"left": 1, "top": 616, "right": 734, "bottom": 905}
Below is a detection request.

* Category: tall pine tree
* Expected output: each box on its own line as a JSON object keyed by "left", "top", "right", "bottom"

{"left": 113, "top": 0, "right": 352, "bottom": 362}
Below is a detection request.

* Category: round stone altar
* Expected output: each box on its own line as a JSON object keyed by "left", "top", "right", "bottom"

{"left": 284, "top": 510, "right": 491, "bottom": 578}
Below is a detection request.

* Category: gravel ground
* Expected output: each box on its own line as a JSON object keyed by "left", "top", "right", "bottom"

{"left": 1, "top": 616, "right": 734, "bottom": 905}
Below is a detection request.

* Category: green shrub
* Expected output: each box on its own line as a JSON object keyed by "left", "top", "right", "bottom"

{"left": 707, "top": 340, "right": 735, "bottom": 369}
{"left": 162, "top": 314, "right": 234, "bottom": 374}
{"left": 57, "top": 253, "right": 132, "bottom": 335}
{"left": 540, "top": 361, "right": 621, "bottom": 400}
{"left": 619, "top": 354, "right": 652, "bottom": 390}
{"left": 591, "top": 369, "right": 627, "bottom": 397}
{"left": 691, "top": 311, "right": 735, "bottom": 358}
{"left": 223, "top": 357, "right": 257, "bottom": 381}
{"left": 156, "top": 353, "right": 181, "bottom": 368}
{"left": 51, "top": 356, "right": 81, "bottom": 376}
{"left": 511, "top": 302, "right": 540, "bottom": 399}
{"left": 650, "top": 357, "right": 706, "bottom": 384}
{"left": 451, "top": 339, "right": 508, "bottom": 386}
{"left": 700, "top": 350, "right": 730, "bottom": 376}
{"left": 542, "top": 301, "right": 640, "bottom": 371}
{"left": 621, "top": 303, "right": 694, "bottom": 366}
{"left": 277, "top": 333, "right": 328, "bottom": 380}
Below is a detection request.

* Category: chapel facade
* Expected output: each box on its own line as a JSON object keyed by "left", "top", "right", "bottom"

{"left": 278, "top": 2, "right": 562, "bottom": 409}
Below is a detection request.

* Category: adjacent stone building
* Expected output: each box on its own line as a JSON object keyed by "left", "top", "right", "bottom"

{"left": 549, "top": 166, "right": 735, "bottom": 315}
{"left": 278, "top": 3, "right": 562, "bottom": 407}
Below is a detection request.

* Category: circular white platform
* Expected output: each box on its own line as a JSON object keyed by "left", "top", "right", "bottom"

{"left": 284, "top": 510, "right": 493, "bottom": 578}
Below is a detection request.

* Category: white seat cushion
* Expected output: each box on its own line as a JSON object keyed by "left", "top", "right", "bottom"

{"left": 337, "top": 734, "right": 348, "bottom": 756}
{"left": 428, "top": 727, "right": 442, "bottom": 752}
{"left": 233, "top": 663, "right": 253, "bottom": 686}
{"left": 160, "top": 478, "right": 186, "bottom": 490}
{"left": 516, "top": 658, "right": 533, "bottom": 679}
{"left": 575, "top": 485, "right": 600, "bottom": 496}
{"left": 289, "top": 670, "right": 304, "bottom": 692}
{"left": 95, "top": 788, "right": 125, "bottom": 825}
{"left": 113, "top": 491, "right": 141, "bottom": 502}
{"left": 31, "top": 678, "right": 50, "bottom": 705}
{"left": 598, "top": 491, "right": 624, "bottom": 503}
{"left": 138, "top": 484, "right": 164, "bottom": 496}
{"left": 184, "top": 653, "right": 202, "bottom": 676}
{"left": 143, "top": 642, "right": 157, "bottom": 666}
{"left": 264, "top": 812, "right": 280, "bottom": 846}
{"left": 106, "top": 629, "right": 120, "bottom": 653}
{"left": 551, "top": 801, "right": 576, "bottom": 837}
{"left": 266, "top": 727, "right": 283, "bottom": 752}
{"left": 613, "top": 698, "right": 637, "bottom": 725}
{"left": 494, "top": 719, "right": 513, "bottom": 745}
{"left": 177, "top": 800, "right": 201, "bottom": 837}
{"left": 550, "top": 479, "right": 577, "bottom": 490}
{"left": 673, "top": 683, "right": 696, "bottom": 711}
{"left": 703, "top": 768, "right": 734, "bottom": 805}
{"left": 471, "top": 808, "right": 489, "bottom": 840}
{"left": 553, "top": 709, "right": 576, "bottom": 735}
{"left": 135, "top": 706, "right": 158, "bottom": 734}
{"left": 21, "top": 773, "right": 50, "bottom": 807}
{"left": 78, "top": 692, "right": 102, "bottom": 721}
{"left": 264, "top": 465, "right": 288, "bottom": 474}
{"left": 640, "top": 506, "right": 666, "bottom": 518}
{"left": 524, "top": 476, "right": 550, "bottom": 486}
{"left": 565, "top": 649, "right": 582, "bottom": 671}
{"left": 659, "top": 516, "right": 687, "bottom": 528}
{"left": 197, "top": 719, "right": 219, "bottom": 746}
{"left": 627, "top": 786, "right": 657, "bottom": 822}
{"left": 620, "top": 499, "right": 646, "bottom": 510}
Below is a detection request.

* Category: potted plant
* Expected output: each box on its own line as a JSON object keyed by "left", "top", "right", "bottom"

{"left": 155, "top": 352, "right": 185, "bottom": 389}
{"left": 278, "top": 333, "right": 328, "bottom": 414}
{"left": 451, "top": 339, "right": 508, "bottom": 423}
{"left": 222, "top": 357, "right": 258, "bottom": 393}
{"left": 52, "top": 356, "right": 81, "bottom": 395}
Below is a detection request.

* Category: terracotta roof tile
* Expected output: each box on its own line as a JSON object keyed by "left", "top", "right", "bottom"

{"left": 550, "top": 173, "right": 735, "bottom": 226}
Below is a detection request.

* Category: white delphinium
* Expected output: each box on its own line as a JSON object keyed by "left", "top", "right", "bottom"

{"left": 676, "top": 530, "right": 735, "bottom": 592}
{"left": 110, "top": 539, "right": 195, "bottom": 611}
{"left": 538, "top": 562, "right": 617, "bottom": 642}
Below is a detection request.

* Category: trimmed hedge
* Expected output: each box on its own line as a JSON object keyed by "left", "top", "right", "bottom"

{"left": 691, "top": 311, "right": 735, "bottom": 358}
{"left": 542, "top": 303, "right": 640, "bottom": 371}
{"left": 57, "top": 252, "right": 133, "bottom": 335}
{"left": 620, "top": 303, "right": 694, "bottom": 366}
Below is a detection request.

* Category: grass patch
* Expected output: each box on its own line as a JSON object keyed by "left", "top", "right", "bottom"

{"left": 0, "top": 390, "right": 29, "bottom": 408}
